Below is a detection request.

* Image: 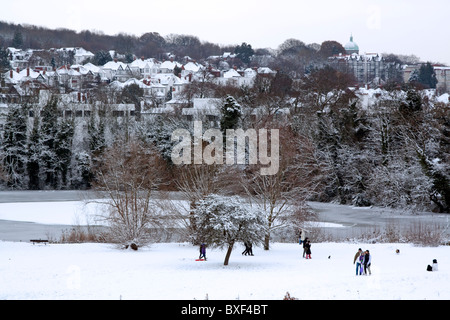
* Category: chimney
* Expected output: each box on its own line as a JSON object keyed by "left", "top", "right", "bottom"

{"left": 27, "top": 68, "right": 30, "bottom": 77}
{"left": 78, "top": 92, "right": 81, "bottom": 102}
{"left": 10, "top": 70, "right": 13, "bottom": 78}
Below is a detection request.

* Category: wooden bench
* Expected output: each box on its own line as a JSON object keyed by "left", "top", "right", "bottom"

{"left": 30, "top": 239, "right": 49, "bottom": 245}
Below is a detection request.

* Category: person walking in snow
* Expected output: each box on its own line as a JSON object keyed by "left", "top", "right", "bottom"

{"left": 353, "top": 248, "right": 363, "bottom": 275}
{"left": 304, "top": 240, "right": 312, "bottom": 259}
{"left": 199, "top": 243, "right": 207, "bottom": 260}
{"left": 363, "top": 250, "right": 371, "bottom": 275}
{"left": 242, "top": 242, "right": 253, "bottom": 256}
{"left": 302, "top": 237, "right": 309, "bottom": 258}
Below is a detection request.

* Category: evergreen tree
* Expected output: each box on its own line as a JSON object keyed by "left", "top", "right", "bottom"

{"left": 27, "top": 114, "right": 41, "bottom": 190}
{"left": 408, "top": 68, "right": 420, "bottom": 83}
{"left": 418, "top": 62, "right": 438, "bottom": 89}
{"left": 55, "top": 119, "right": 74, "bottom": 188}
{"left": 0, "top": 47, "right": 11, "bottom": 71}
{"left": 87, "top": 109, "right": 106, "bottom": 177}
{"left": 1, "top": 104, "right": 28, "bottom": 188}
{"left": 234, "top": 42, "right": 254, "bottom": 64}
{"left": 40, "top": 96, "right": 59, "bottom": 188}
{"left": 72, "top": 152, "right": 92, "bottom": 189}
{"left": 93, "top": 50, "right": 113, "bottom": 66}
{"left": 220, "top": 95, "right": 241, "bottom": 132}
{"left": 400, "top": 89, "right": 423, "bottom": 114}
{"left": 88, "top": 112, "right": 106, "bottom": 157}
{"left": 11, "top": 30, "right": 23, "bottom": 49}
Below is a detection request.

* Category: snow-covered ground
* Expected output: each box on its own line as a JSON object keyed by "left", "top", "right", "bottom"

{"left": 0, "top": 196, "right": 449, "bottom": 300}
{"left": 1, "top": 241, "right": 448, "bottom": 300}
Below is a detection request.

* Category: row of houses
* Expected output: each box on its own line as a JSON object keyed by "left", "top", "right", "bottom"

{"left": 1, "top": 47, "right": 279, "bottom": 106}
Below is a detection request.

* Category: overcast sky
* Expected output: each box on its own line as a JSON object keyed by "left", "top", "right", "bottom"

{"left": 2, "top": 0, "right": 449, "bottom": 64}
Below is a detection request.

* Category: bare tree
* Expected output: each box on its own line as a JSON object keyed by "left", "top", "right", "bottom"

{"left": 0, "top": 163, "right": 9, "bottom": 185}
{"left": 242, "top": 125, "right": 318, "bottom": 250}
{"left": 94, "top": 138, "right": 169, "bottom": 249}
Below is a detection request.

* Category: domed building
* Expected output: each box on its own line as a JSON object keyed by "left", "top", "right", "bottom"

{"left": 328, "top": 34, "right": 403, "bottom": 86}
{"left": 344, "top": 35, "right": 359, "bottom": 55}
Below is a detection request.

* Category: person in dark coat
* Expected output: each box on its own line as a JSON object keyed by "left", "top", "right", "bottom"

{"left": 363, "top": 250, "right": 371, "bottom": 275}
{"left": 304, "top": 240, "right": 312, "bottom": 259}
{"left": 242, "top": 242, "right": 254, "bottom": 256}
{"left": 199, "top": 243, "right": 206, "bottom": 260}
{"left": 302, "top": 237, "right": 309, "bottom": 258}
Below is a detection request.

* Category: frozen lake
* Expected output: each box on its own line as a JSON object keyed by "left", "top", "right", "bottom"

{"left": 0, "top": 190, "right": 448, "bottom": 242}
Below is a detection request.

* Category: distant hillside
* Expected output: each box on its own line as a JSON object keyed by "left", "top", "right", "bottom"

{"left": 0, "top": 21, "right": 231, "bottom": 60}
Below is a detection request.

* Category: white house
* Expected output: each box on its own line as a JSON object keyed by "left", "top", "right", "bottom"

{"left": 102, "top": 60, "right": 132, "bottom": 82}
{"left": 182, "top": 98, "right": 221, "bottom": 127}
{"left": 129, "top": 58, "right": 160, "bottom": 78}
{"left": 159, "top": 59, "right": 182, "bottom": 74}
{"left": 73, "top": 48, "right": 95, "bottom": 64}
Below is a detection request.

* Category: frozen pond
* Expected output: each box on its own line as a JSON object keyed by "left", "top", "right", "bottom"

{"left": 0, "top": 190, "right": 449, "bottom": 242}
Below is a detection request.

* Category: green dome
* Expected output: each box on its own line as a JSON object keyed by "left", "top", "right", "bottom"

{"left": 344, "top": 35, "right": 359, "bottom": 54}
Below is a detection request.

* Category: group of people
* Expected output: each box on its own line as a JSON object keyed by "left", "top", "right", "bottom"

{"left": 353, "top": 248, "right": 372, "bottom": 276}
{"left": 198, "top": 241, "right": 255, "bottom": 261}
{"left": 242, "top": 242, "right": 254, "bottom": 256}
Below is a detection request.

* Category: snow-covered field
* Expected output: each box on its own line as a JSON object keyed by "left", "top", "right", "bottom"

{"left": 1, "top": 240, "right": 449, "bottom": 300}
{"left": 0, "top": 199, "right": 449, "bottom": 300}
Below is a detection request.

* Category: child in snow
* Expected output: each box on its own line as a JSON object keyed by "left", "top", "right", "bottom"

{"left": 427, "top": 259, "right": 438, "bottom": 271}
{"left": 199, "top": 243, "right": 206, "bottom": 260}
{"left": 433, "top": 259, "right": 438, "bottom": 271}
{"left": 304, "top": 240, "right": 311, "bottom": 259}
{"left": 353, "top": 248, "right": 363, "bottom": 275}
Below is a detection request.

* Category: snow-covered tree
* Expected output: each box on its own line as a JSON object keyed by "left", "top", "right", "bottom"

{"left": 1, "top": 104, "right": 28, "bottom": 188}
{"left": 27, "top": 114, "right": 41, "bottom": 190}
{"left": 220, "top": 95, "right": 241, "bottom": 132}
{"left": 40, "top": 96, "right": 59, "bottom": 188}
{"left": 143, "top": 115, "right": 191, "bottom": 164}
{"left": 193, "top": 194, "right": 266, "bottom": 265}
{"left": 54, "top": 119, "right": 74, "bottom": 188}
